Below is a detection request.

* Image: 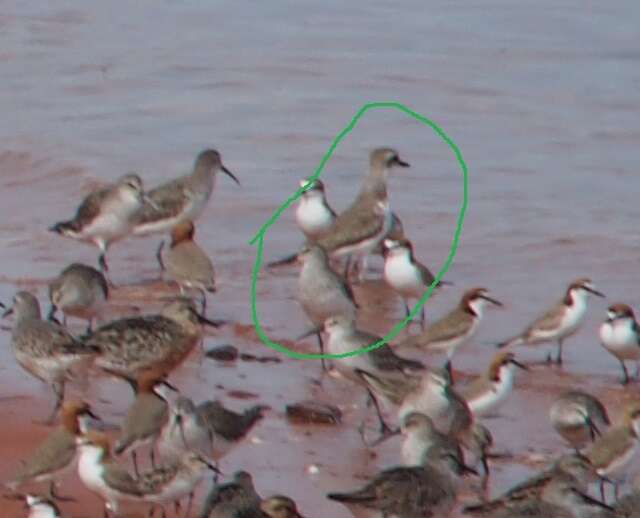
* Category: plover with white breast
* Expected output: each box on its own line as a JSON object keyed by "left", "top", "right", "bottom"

{"left": 599, "top": 303, "right": 640, "bottom": 384}
{"left": 459, "top": 351, "right": 528, "bottom": 417}
{"left": 3, "top": 291, "right": 99, "bottom": 424}
{"left": 49, "top": 173, "right": 153, "bottom": 273}
{"left": 133, "top": 149, "right": 239, "bottom": 236}
{"left": 398, "top": 287, "right": 502, "bottom": 378}
{"left": 6, "top": 400, "right": 97, "bottom": 492}
{"left": 114, "top": 372, "right": 177, "bottom": 476}
{"left": 382, "top": 237, "right": 448, "bottom": 327}
{"left": 400, "top": 411, "right": 465, "bottom": 468}
{"left": 300, "top": 315, "right": 424, "bottom": 435}
{"left": 48, "top": 262, "right": 108, "bottom": 332}
{"left": 83, "top": 297, "right": 220, "bottom": 379}
{"left": 295, "top": 178, "right": 336, "bottom": 242}
{"left": 158, "top": 220, "right": 216, "bottom": 311}
{"left": 550, "top": 390, "right": 610, "bottom": 452}
{"left": 498, "top": 278, "right": 605, "bottom": 365}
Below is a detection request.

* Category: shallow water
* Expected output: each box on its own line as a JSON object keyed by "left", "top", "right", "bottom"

{"left": 1, "top": 0, "right": 639, "bottom": 516}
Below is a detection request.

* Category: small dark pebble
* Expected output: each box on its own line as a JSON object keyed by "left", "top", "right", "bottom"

{"left": 205, "top": 345, "right": 238, "bottom": 361}
{"left": 286, "top": 401, "right": 342, "bottom": 425}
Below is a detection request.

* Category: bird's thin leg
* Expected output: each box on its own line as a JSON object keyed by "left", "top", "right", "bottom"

{"left": 555, "top": 339, "right": 563, "bottom": 365}
{"left": 366, "top": 389, "right": 392, "bottom": 437}
{"left": 131, "top": 450, "right": 139, "bottom": 478}
{"left": 43, "top": 381, "right": 64, "bottom": 425}
{"left": 316, "top": 333, "right": 328, "bottom": 373}
{"left": 98, "top": 253, "right": 109, "bottom": 274}
{"left": 150, "top": 447, "right": 157, "bottom": 469}
{"left": 403, "top": 300, "right": 410, "bottom": 319}
{"left": 85, "top": 319, "right": 93, "bottom": 333}
{"left": 420, "top": 304, "right": 426, "bottom": 330}
{"left": 343, "top": 256, "right": 352, "bottom": 279}
{"left": 614, "top": 482, "right": 619, "bottom": 501}
{"left": 599, "top": 479, "right": 606, "bottom": 504}
{"left": 199, "top": 288, "right": 207, "bottom": 314}
{"left": 620, "top": 360, "right": 630, "bottom": 385}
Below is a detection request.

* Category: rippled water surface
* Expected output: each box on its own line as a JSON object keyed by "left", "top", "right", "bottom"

{"left": 0, "top": 1, "right": 639, "bottom": 515}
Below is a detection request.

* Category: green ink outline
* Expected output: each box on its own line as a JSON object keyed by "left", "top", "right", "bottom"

{"left": 248, "top": 101, "right": 468, "bottom": 360}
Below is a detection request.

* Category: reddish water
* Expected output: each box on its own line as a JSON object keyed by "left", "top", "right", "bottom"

{"left": 1, "top": 1, "right": 639, "bottom": 516}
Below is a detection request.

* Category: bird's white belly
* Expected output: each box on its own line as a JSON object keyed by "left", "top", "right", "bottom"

{"left": 468, "top": 378, "right": 512, "bottom": 417}
{"left": 297, "top": 199, "right": 333, "bottom": 237}
{"left": 384, "top": 258, "right": 422, "bottom": 296}
{"left": 600, "top": 323, "right": 640, "bottom": 360}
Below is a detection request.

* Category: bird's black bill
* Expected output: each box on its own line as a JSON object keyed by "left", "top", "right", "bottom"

{"left": 511, "top": 359, "right": 529, "bottom": 371}
{"left": 195, "top": 313, "right": 223, "bottom": 328}
{"left": 481, "top": 295, "right": 503, "bottom": 307}
{"left": 393, "top": 157, "right": 410, "bottom": 168}
{"left": 222, "top": 166, "right": 240, "bottom": 185}
{"left": 586, "top": 287, "right": 605, "bottom": 298}
{"left": 2, "top": 307, "right": 13, "bottom": 318}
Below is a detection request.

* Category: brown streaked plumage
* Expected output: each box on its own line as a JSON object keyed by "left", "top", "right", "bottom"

{"left": 4, "top": 291, "right": 99, "bottom": 424}
{"left": 133, "top": 149, "right": 238, "bottom": 236}
{"left": 261, "top": 495, "right": 305, "bottom": 518}
{"left": 83, "top": 298, "right": 220, "bottom": 379}
{"left": 550, "top": 390, "right": 610, "bottom": 451}
{"left": 198, "top": 470, "right": 262, "bottom": 518}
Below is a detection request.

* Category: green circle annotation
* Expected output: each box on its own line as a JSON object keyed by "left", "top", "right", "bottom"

{"left": 248, "top": 101, "right": 468, "bottom": 360}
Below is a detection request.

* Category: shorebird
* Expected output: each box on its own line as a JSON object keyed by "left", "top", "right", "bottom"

{"left": 83, "top": 297, "right": 220, "bottom": 379}
{"left": 327, "top": 447, "right": 472, "bottom": 517}
{"left": 297, "top": 246, "right": 357, "bottom": 370}
{"left": 260, "top": 495, "right": 306, "bottom": 518}
{"left": 6, "top": 401, "right": 97, "bottom": 491}
{"left": 158, "top": 220, "right": 216, "bottom": 311}
{"left": 599, "top": 303, "right": 640, "bottom": 384}
{"left": 158, "top": 395, "right": 266, "bottom": 464}
{"left": 49, "top": 173, "right": 152, "bottom": 273}
{"left": 359, "top": 367, "right": 474, "bottom": 449}
{"left": 550, "top": 390, "right": 610, "bottom": 452}
{"left": 382, "top": 237, "right": 445, "bottom": 326}
{"left": 76, "top": 432, "right": 143, "bottom": 516}
{"left": 133, "top": 149, "right": 239, "bottom": 236}
{"left": 295, "top": 178, "right": 336, "bottom": 241}
{"left": 398, "top": 287, "right": 502, "bottom": 377}
{"left": 587, "top": 403, "right": 640, "bottom": 501}
{"left": 48, "top": 262, "right": 108, "bottom": 332}
{"left": 497, "top": 278, "right": 605, "bottom": 365}
{"left": 198, "top": 470, "right": 262, "bottom": 518}
{"left": 300, "top": 315, "right": 424, "bottom": 435}
{"left": 137, "top": 453, "right": 219, "bottom": 518}
{"left": 459, "top": 351, "right": 528, "bottom": 417}
{"left": 114, "top": 372, "right": 176, "bottom": 476}
{"left": 400, "top": 412, "right": 465, "bottom": 468}
{"left": 463, "top": 453, "right": 599, "bottom": 515}
{"left": 3, "top": 291, "right": 99, "bottom": 423}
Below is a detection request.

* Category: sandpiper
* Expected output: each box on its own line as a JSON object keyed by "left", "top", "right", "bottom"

{"left": 382, "top": 237, "right": 444, "bottom": 326}
{"left": 76, "top": 432, "right": 143, "bottom": 516}
{"left": 260, "top": 495, "right": 306, "bottom": 518}
{"left": 6, "top": 400, "right": 97, "bottom": 491}
{"left": 83, "top": 297, "right": 220, "bottom": 379}
{"left": 359, "top": 367, "right": 474, "bottom": 447}
{"left": 24, "top": 494, "right": 62, "bottom": 518}
{"left": 137, "top": 453, "right": 218, "bottom": 518}
{"left": 599, "top": 303, "right": 640, "bottom": 384}
{"left": 114, "top": 372, "right": 176, "bottom": 476}
{"left": 158, "top": 220, "right": 216, "bottom": 311}
{"left": 3, "top": 291, "right": 99, "bottom": 423}
{"left": 158, "top": 394, "right": 266, "bottom": 464}
{"left": 297, "top": 246, "right": 357, "bottom": 370}
{"left": 398, "top": 287, "right": 502, "bottom": 377}
{"left": 400, "top": 411, "right": 465, "bottom": 468}
{"left": 550, "top": 390, "right": 610, "bottom": 452}
{"left": 587, "top": 403, "right": 640, "bottom": 501}
{"left": 497, "top": 278, "right": 605, "bottom": 365}
{"left": 48, "top": 262, "right": 108, "bottom": 332}
{"left": 198, "top": 470, "right": 262, "bottom": 518}
{"left": 133, "top": 149, "right": 239, "bottom": 236}
{"left": 49, "top": 173, "right": 151, "bottom": 273}
{"left": 300, "top": 315, "right": 424, "bottom": 434}
{"left": 295, "top": 178, "right": 336, "bottom": 241}
{"left": 327, "top": 447, "right": 471, "bottom": 517}
{"left": 459, "top": 351, "right": 528, "bottom": 417}
{"left": 463, "top": 453, "right": 598, "bottom": 515}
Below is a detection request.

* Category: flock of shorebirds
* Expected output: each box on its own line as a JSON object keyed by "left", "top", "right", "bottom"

{"left": 2, "top": 147, "right": 640, "bottom": 517}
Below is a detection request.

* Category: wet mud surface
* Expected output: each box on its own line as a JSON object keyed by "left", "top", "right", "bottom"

{"left": 1, "top": 1, "right": 639, "bottom": 516}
